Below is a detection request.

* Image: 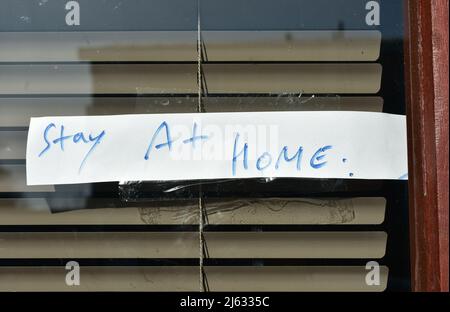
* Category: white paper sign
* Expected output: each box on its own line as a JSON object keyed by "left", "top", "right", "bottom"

{"left": 26, "top": 111, "right": 408, "bottom": 185}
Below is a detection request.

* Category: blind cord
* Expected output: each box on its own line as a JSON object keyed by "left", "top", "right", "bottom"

{"left": 197, "top": 0, "right": 205, "bottom": 292}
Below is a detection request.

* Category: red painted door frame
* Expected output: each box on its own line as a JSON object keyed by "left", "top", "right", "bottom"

{"left": 405, "top": 0, "right": 449, "bottom": 292}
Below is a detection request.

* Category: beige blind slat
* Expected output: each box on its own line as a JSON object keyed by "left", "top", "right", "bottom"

{"left": 0, "top": 31, "right": 380, "bottom": 62}
{"left": 0, "top": 266, "right": 388, "bottom": 292}
{"left": 204, "top": 197, "right": 386, "bottom": 225}
{"left": 0, "top": 232, "right": 387, "bottom": 259}
{"left": 205, "top": 266, "right": 388, "bottom": 292}
{"left": 0, "top": 97, "right": 197, "bottom": 128}
{"left": 0, "top": 64, "right": 381, "bottom": 95}
{"left": 0, "top": 64, "right": 197, "bottom": 94}
{"left": 0, "top": 97, "right": 382, "bottom": 128}
{"left": 0, "top": 31, "right": 197, "bottom": 62}
{"left": 202, "top": 64, "right": 382, "bottom": 94}
{"left": 202, "top": 30, "right": 381, "bottom": 61}
{"left": 0, "top": 197, "right": 385, "bottom": 225}
{"left": 204, "top": 232, "right": 387, "bottom": 258}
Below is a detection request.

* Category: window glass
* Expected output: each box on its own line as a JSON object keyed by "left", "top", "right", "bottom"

{"left": 0, "top": 0, "right": 409, "bottom": 292}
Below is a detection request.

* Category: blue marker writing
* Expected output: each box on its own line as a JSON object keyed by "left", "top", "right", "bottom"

{"left": 256, "top": 152, "right": 272, "bottom": 171}
{"left": 275, "top": 146, "right": 303, "bottom": 170}
{"left": 38, "top": 123, "right": 56, "bottom": 157}
{"left": 231, "top": 133, "right": 248, "bottom": 176}
{"left": 78, "top": 131, "right": 106, "bottom": 172}
{"left": 183, "top": 122, "right": 208, "bottom": 148}
{"left": 310, "top": 145, "right": 333, "bottom": 169}
{"left": 144, "top": 121, "right": 174, "bottom": 160}
{"left": 38, "top": 123, "right": 106, "bottom": 173}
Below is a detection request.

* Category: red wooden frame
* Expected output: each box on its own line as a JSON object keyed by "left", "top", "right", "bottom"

{"left": 405, "top": 0, "right": 449, "bottom": 292}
